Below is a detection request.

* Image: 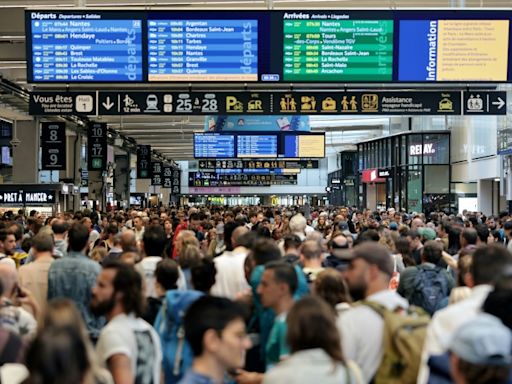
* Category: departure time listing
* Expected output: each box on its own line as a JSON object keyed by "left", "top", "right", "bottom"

{"left": 147, "top": 19, "right": 258, "bottom": 81}
{"left": 30, "top": 13, "right": 143, "bottom": 82}
{"left": 282, "top": 16, "right": 393, "bottom": 81}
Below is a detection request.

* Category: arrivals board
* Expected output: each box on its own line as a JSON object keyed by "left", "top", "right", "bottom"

{"left": 27, "top": 11, "right": 143, "bottom": 82}
{"left": 282, "top": 18, "right": 393, "bottom": 81}
{"left": 26, "top": 10, "right": 512, "bottom": 83}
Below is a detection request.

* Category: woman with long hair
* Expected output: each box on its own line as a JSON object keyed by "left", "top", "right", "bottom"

{"left": 36, "top": 299, "right": 112, "bottom": 384}
{"left": 22, "top": 326, "right": 94, "bottom": 384}
{"left": 263, "top": 296, "right": 363, "bottom": 384}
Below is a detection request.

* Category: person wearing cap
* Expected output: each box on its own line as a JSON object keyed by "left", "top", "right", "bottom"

{"left": 323, "top": 234, "right": 351, "bottom": 272}
{"left": 418, "top": 227, "right": 437, "bottom": 242}
{"left": 338, "top": 221, "right": 353, "bottom": 238}
{"left": 336, "top": 242, "right": 408, "bottom": 382}
{"left": 417, "top": 243, "right": 512, "bottom": 384}
{"left": 450, "top": 313, "right": 512, "bottom": 384}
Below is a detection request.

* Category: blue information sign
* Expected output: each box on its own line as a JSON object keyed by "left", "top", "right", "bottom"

{"left": 237, "top": 135, "right": 277, "bottom": 158}
{"left": 28, "top": 12, "right": 143, "bottom": 82}
{"left": 147, "top": 19, "right": 258, "bottom": 81}
{"left": 194, "top": 134, "right": 235, "bottom": 158}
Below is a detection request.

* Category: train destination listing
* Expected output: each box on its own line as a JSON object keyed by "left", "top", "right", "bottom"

{"left": 194, "top": 134, "right": 236, "bottom": 158}
{"left": 29, "top": 13, "right": 143, "bottom": 82}
{"left": 148, "top": 19, "right": 258, "bottom": 81}
{"left": 283, "top": 18, "right": 394, "bottom": 81}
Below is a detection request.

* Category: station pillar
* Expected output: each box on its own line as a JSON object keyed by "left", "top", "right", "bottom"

{"left": 12, "top": 120, "right": 39, "bottom": 184}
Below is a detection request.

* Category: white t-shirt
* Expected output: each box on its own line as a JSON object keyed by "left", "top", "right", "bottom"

{"left": 210, "top": 247, "right": 250, "bottom": 299}
{"left": 0, "top": 254, "right": 15, "bottom": 269}
{"left": 337, "top": 289, "right": 409, "bottom": 383}
{"left": 96, "top": 313, "right": 162, "bottom": 384}
{"left": 135, "top": 256, "right": 162, "bottom": 298}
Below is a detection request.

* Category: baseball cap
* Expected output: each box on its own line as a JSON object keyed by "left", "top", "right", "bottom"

{"left": 338, "top": 221, "right": 349, "bottom": 231}
{"left": 345, "top": 242, "right": 394, "bottom": 276}
{"left": 330, "top": 235, "right": 351, "bottom": 259}
{"left": 389, "top": 222, "right": 398, "bottom": 230}
{"left": 450, "top": 313, "right": 512, "bottom": 366}
{"left": 418, "top": 227, "right": 436, "bottom": 241}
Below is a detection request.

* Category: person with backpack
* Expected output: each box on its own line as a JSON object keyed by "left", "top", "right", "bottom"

{"left": 397, "top": 240, "right": 454, "bottom": 315}
{"left": 154, "top": 264, "right": 203, "bottom": 384}
{"left": 418, "top": 243, "right": 512, "bottom": 384}
{"left": 336, "top": 242, "right": 429, "bottom": 383}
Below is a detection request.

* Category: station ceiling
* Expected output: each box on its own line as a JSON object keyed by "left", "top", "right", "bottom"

{"left": 0, "top": 0, "right": 509, "bottom": 160}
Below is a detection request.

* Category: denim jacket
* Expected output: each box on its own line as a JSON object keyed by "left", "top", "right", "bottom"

{"left": 47, "top": 251, "right": 103, "bottom": 339}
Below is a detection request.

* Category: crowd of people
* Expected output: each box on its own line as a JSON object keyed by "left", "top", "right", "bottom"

{"left": 0, "top": 205, "right": 510, "bottom": 383}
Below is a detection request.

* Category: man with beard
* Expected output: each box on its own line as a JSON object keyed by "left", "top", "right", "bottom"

{"left": 0, "top": 229, "right": 16, "bottom": 268}
{"left": 91, "top": 261, "right": 162, "bottom": 384}
{"left": 336, "top": 242, "right": 408, "bottom": 383}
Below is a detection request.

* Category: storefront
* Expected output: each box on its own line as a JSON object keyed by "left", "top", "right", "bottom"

{"left": 0, "top": 184, "right": 66, "bottom": 217}
{"left": 357, "top": 131, "right": 451, "bottom": 213}
{"left": 328, "top": 151, "right": 358, "bottom": 207}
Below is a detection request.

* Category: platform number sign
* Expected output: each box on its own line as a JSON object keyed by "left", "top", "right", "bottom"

{"left": 137, "top": 145, "right": 151, "bottom": 179}
{"left": 151, "top": 161, "right": 163, "bottom": 186}
{"left": 171, "top": 169, "right": 181, "bottom": 194}
{"left": 41, "top": 122, "right": 66, "bottom": 170}
{"left": 162, "top": 166, "right": 173, "bottom": 188}
{"left": 87, "top": 122, "right": 107, "bottom": 171}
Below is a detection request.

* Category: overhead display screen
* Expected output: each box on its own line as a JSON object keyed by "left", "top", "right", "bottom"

{"left": 237, "top": 135, "right": 278, "bottom": 158}
{"left": 194, "top": 132, "right": 324, "bottom": 159}
{"left": 282, "top": 18, "right": 393, "bottom": 81}
{"left": 283, "top": 134, "right": 325, "bottom": 158}
{"left": 147, "top": 19, "right": 258, "bottom": 81}
{"left": 27, "top": 11, "right": 143, "bottom": 82}
{"left": 26, "top": 10, "right": 512, "bottom": 83}
{"left": 194, "top": 133, "right": 235, "bottom": 158}
{"left": 398, "top": 19, "right": 509, "bottom": 81}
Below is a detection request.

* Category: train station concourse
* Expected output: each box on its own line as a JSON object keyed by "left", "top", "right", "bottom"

{"left": 0, "top": 1, "right": 511, "bottom": 384}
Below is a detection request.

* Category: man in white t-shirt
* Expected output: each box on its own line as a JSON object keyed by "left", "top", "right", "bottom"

{"left": 135, "top": 225, "right": 166, "bottom": 298}
{"left": 91, "top": 261, "right": 162, "bottom": 384}
{"left": 133, "top": 216, "right": 145, "bottom": 244}
{"left": 210, "top": 227, "right": 252, "bottom": 299}
{"left": 336, "top": 242, "right": 409, "bottom": 382}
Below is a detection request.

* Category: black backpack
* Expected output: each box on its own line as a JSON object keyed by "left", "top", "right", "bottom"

{"left": 410, "top": 266, "right": 450, "bottom": 315}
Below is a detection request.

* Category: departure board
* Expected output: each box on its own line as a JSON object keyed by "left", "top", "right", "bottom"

{"left": 237, "top": 135, "right": 277, "bottom": 158}
{"left": 148, "top": 19, "right": 258, "bottom": 81}
{"left": 28, "top": 12, "right": 143, "bottom": 82}
{"left": 194, "top": 134, "right": 235, "bottom": 158}
{"left": 282, "top": 19, "right": 393, "bottom": 81}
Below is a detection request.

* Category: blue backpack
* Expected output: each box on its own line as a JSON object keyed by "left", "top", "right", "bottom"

{"left": 154, "top": 290, "right": 203, "bottom": 384}
{"left": 411, "top": 266, "right": 450, "bottom": 315}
